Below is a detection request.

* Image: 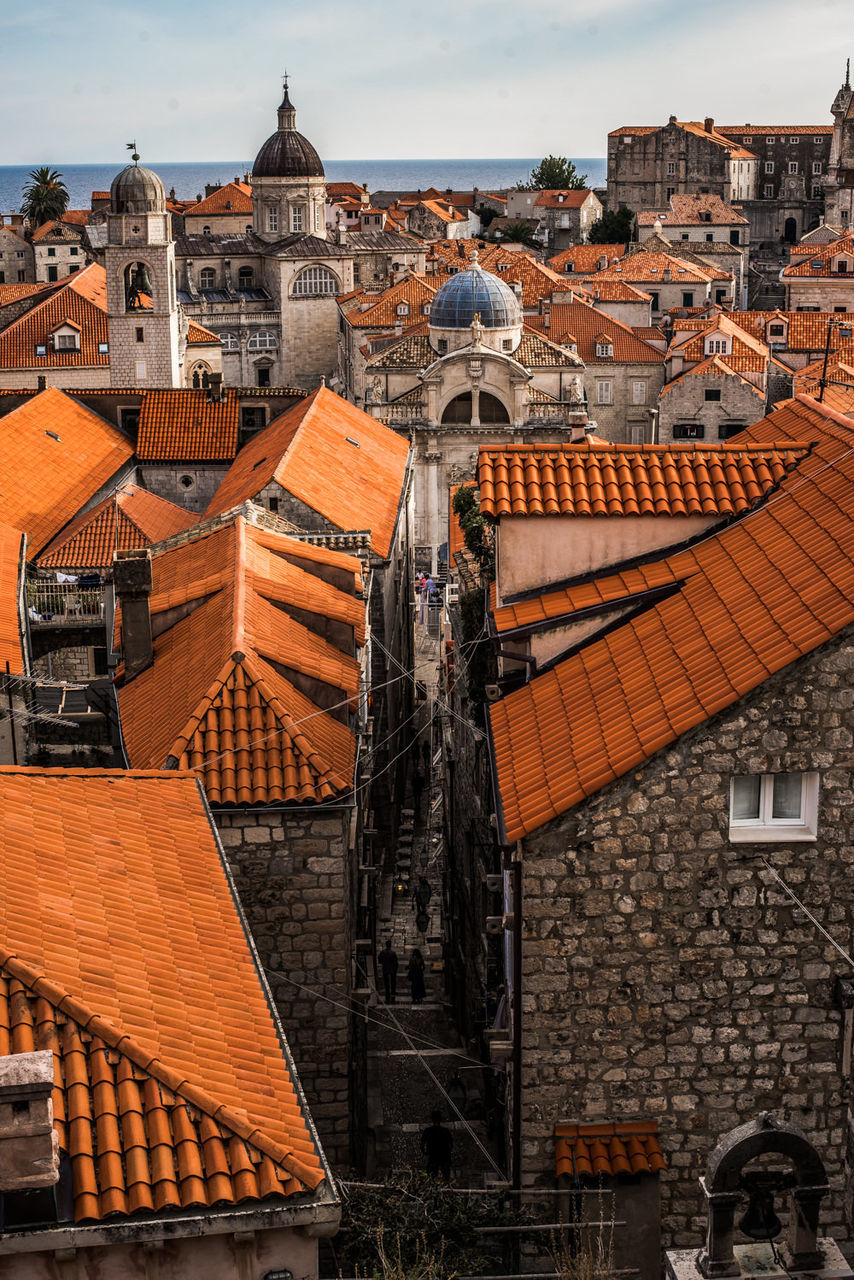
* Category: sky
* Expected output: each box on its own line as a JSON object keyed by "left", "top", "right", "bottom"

{"left": 0, "top": 0, "right": 851, "bottom": 164}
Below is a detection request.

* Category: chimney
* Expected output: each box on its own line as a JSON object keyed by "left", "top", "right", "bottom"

{"left": 207, "top": 371, "right": 224, "bottom": 403}
{"left": 570, "top": 422, "right": 588, "bottom": 444}
{"left": 113, "top": 548, "right": 153, "bottom": 680}
{"left": 513, "top": 281, "right": 523, "bottom": 301}
{"left": 0, "top": 1051, "right": 60, "bottom": 1191}
{"left": 704, "top": 117, "right": 714, "bottom": 133}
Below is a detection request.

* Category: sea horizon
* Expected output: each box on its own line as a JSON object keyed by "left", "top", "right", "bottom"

{"left": 0, "top": 157, "right": 607, "bottom": 214}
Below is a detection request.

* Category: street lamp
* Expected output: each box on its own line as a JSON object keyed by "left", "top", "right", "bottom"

{"left": 819, "top": 317, "right": 854, "bottom": 402}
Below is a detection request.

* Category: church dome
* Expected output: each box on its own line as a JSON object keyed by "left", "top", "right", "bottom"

{"left": 430, "top": 257, "right": 522, "bottom": 329}
{"left": 110, "top": 158, "right": 167, "bottom": 214}
{"left": 252, "top": 83, "right": 325, "bottom": 179}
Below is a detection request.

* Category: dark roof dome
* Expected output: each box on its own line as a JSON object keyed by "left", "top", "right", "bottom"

{"left": 110, "top": 158, "right": 167, "bottom": 214}
{"left": 252, "top": 81, "right": 325, "bottom": 180}
{"left": 430, "top": 256, "right": 522, "bottom": 329}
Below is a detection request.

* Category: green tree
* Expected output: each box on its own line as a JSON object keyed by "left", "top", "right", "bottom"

{"left": 517, "top": 155, "right": 587, "bottom": 191}
{"left": 20, "top": 167, "right": 69, "bottom": 228}
{"left": 452, "top": 484, "right": 494, "bottom": 578}
{"left": 495, "top": 221, "right": 539, "bottom": 249}
{"left": 588, "top": 207, "right": 634, "bottom": 244}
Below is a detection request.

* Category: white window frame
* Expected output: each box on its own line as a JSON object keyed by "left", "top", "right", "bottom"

{"left": 292, "top": 265, "right": 339, "bottom": 297}
{"left": 292, "top": 205, "right": 304, "bottom": 233}
{"left": 595, "top": 342, "right": 613, "bottom": 358}
{"left": 766, "top": 136, "right": 775, "bottom": 144}
{"left": 667, "top": 161, "right": 676, "bottom": 176}
{"left": 248, "top": 329, "right": 278, "bottom": 351}
{"left": 790, "top": 136, "right": 799, "bottom": 145}
{"left": 764, "top": 184, "right": 774, "bottom": 198}
{"left": 729, "top": 772, "right": 819, "bottom": 843}
{"left": 267, "top": 206, "right": 278, "bottom": 233}
{"left": 199, "top": 268, "right": 216, "bottom": 290}
{"left": 788, "top": 162, "right": 799, "bottom": 175}
{"left": 595, "top": 380, "right": 612, "bottom": 405}
{"left": 765, "top": 161, "right": 774, "bottom": 175}
{"left": 812, "top": 162, "right": 823, "bottom": 176}
{"left": 220, "top": 332, "right": 239, "bottom": 352}
{"left": 632, "top": 380, "right": 646, "bottom": 405}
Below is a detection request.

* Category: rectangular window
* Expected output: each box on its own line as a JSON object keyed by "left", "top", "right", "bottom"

{"left": 649, "top": 291, "right": 659, "bottom": 311}
{"left": 788, "top": 162, "right": 799, "bottom": 174}
{"left": 292, "top": 205, "right": 304, "bottom": 232}
{"left": 705, "top": 388, "right": 721, "bottom": 402}
{"left": 70, "top": 247, "right": 78, "bottom": 256}
{"left": 682, "top": 291, "right": 694, "bottom": 307}
{"left": 729, "top": 229, "right": 740, "bottom": 246}
{"left": 814, "top": 135, "right": 825, "bottom": 144}
{"left": 768, "top": 324, "right": 785, "bottom": 338}
{"left": 813, "top": 185, "right": 824, "bottom": 199}
{"left": 667, "top": 161, "right": 676, "bottom": 175}
{"left": 267, "top": 207, "right": 278, "bottom": 233}
{"left": 54, "top": 334, "right": 77, "bottom": 350}
{"left": 135, "top": 359, "right": 147, "bottom": 380}
{"left": 790, "top": 136, "right": 799, "bottom": 145}
{"left": 0, "top": 271, "right": 4, "bottom": 284}
{"left": 765, "top": 161, "right": 774, "bottom": 174}
{"left": 98, "top": 342, "right": 109, "bottom": 354}
{"left": 674, "top": 423, "right": 704, "bottom": 440}
{"left": 69, "top": 265, "right": 79, "bottom": 274}
{"left": 595, "top": 380, "right": 612, "bottom": 405}
{"left": 135, "top": 327, "right": 144, "bottom": 343}
{"left": 812, "top": 162, "right": 823, "bottom": 175}
{"left": 729, "top": 772, "right": 819, "bottom": 842}
{"left": 17, "top": 270, "right": 25, "bottom": 282}
{"left": 47, "top": 247, "right": 55, "bottom": 257}
{"left": 718, "top": 422, "right": 745, "bottom": 439}
{"left": 764, "top": 184, "right": 774, "bottom": 198}
{"left": 715, "top": 288, "right": 727, "bottom": 304}
{"left": 767, "top": 136, "right": 775, "bottom": 144}
{"left": 632, "top": 381, "right": 646, "bottom": 405}
{"left": 35, "top": 344, "right": 47, "bottom": 356}
{"left": 353, "top": 263, "right": 360, "bottom": 284}
{"left": 47, "top": 265, "right": 57, "bottom": 282}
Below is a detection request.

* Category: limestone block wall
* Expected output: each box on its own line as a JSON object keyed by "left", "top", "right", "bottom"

{"left": 139, "top": 465, "right": 229, "bottom": 513}
{"left": 516, "top": 626, "right": 854, "bottom": 1248}
{"left": 657, "top": 373, "right": 765, "bottom": 444}
{"left": 0, "top": 366, "right": 112, "bottom": 391}
{"left": 216, "top": 807, "right": 355, "bottom": 1168}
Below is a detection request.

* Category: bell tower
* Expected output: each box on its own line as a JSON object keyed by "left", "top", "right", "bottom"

{"left": 105, "top": 147, "right": 182, "bottom": 387}
{"left": 825, "top": 60, "right": 854, "bottom": 230}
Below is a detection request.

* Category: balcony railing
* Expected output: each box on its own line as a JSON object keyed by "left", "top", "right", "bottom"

{"left": 27, "top": 582, "right": 105, "bottom": 626}
{"left": 375, "top": 401, "right": 426, "bottom": 425}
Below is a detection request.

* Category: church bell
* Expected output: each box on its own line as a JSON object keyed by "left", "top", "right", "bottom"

{"left": 738, "top": 1180, "right": 784, "bottom": 1241}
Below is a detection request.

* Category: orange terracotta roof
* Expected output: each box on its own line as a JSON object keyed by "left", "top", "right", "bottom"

{"left": 418, "top": 199, "right": 466, "bottom": 223}
{"left": 583, "top": 279, "right": 653, "bottom": 302}
{"left": 0, "top": 282, "right": 53, "bottom": 306}
{"left": 589, "top": 250, "right": 729, "bottom": 285}
{"left": 327, "top": 182, "right": 367, "bottom": 199}
{"left": 533, "top": 190, "right": 592, "bottom": 208}
{"left": 346, "top": 275, "right": 436, "bottom": 328}
{"left": 118, "top": 515, "right": 362, "bottom": 806}
{"left": 488, "top": 394, "right": 854, "bottom": 840}
{"left": 548, "top": 245, "right": 628, "bottom": 274}
{"left": 38, "top": 484, "right": 199, "bottom": 570}
{"left": 186, "top": 320, "right": 221, "bottom": 344}
{"left": 0, "top": 263, "right": 110, "bottom": 370}
{"left": 479, "top": 441, "right": 804, "bottom": 519}
{"left": 783, "top": 235, "right": 854, "bottom": 277}
{"left": 661, "top": 353, "right": 766, "bottom": 396}
{"left": 184, "top": 181, "right": 252, "bottom": 217}
{"left": 0, "top": 388, "right": 134, "bottom": 556}
{"left": 30, "top": 219, "right": 86, "bottom": 243}
{"left": 719, "top": 124, "right": 832, "bottom": 136}
{"left": 0, "top": 522, "right": 25, "bottom": 675}
{"left": 637, "top": 194, "right": 748, "bottom": 226}
{"left": 726, "top": 311, "right": 854, "bottom": 352}
{"left": 555, "top": 1123, "right": 666, "bottom": 1179}
{"left": 136, "top": 388, "right": 240, "bottom": 462}
{"left": 530, "top": 303, "right": 664, "bottom": 364}
{"left": 205, "top": 386, "right": 410, "bottom": 559}
{"left": 0, "top": 767, "right": 327, "bottom": 1222}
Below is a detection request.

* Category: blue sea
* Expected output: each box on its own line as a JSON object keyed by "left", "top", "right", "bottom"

{"left": 0, "top": 158, "right": 606, "bottom": 214}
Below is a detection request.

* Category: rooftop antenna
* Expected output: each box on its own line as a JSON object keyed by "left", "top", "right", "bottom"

{"left": 126, "top": 141, "right": 140, "bottom": 165}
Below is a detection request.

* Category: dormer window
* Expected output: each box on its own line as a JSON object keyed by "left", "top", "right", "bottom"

{"left": 705, "top": 337, "right": 731, "bottom": 355}
{"left": 564, "top": 262, "right": 574, "bottom": 274}
{"left": 810, "top": 259, "right": 823, "bottom": 271}
{"left": 768, "top": 323, "right": 786, "bottom": 339}
{"left": 396, "top": 303, "right": 410, "bottom": 316}
{"left": 422, "top": 302, "right": 431, "bottom": 315}
{"left": 595, "top": 340, "right": 614, "bottom": 358}
{"left": 51, "top": 322, "right": 81, "bottom": 352}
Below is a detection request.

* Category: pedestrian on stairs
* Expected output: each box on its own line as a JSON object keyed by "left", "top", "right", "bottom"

{"left": 421, "top": 1110, "right": 453, "bottom": 1180}
{"left": 378, "top": 939, "right": 399, "bottom": 1004}
{"left": 408, "top": 948, "right": 426, "bottom": 1004}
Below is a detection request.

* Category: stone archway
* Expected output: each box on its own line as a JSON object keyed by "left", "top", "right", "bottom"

{"left": 784, "top": 217, "right": 798, "bottom": 244}
{"left": 441, "top": 391, "right": 509, "bottom": 425}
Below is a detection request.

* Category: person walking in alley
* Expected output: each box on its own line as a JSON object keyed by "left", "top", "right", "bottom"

{"left": 407, "top": 948, "right": 426, "bottom": 1004}
{"left": 378, "top": 939, "right": 399, "bottom": 1004}
{"left": 421, "top": 1110, "right": 453, "bottom": 1179}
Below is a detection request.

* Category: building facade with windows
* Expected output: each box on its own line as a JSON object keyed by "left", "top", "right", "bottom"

{"left": 474, "top": 395, "right": 854, "bottom": 1254}
{"left": 0, "top": 225, "right": 34, "bottom": 285}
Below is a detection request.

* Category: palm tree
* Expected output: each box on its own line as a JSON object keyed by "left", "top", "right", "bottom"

{"left": 496, "top": 222, "right": 540, "bottom": 249}
{"left": 20, "top": 167, "right": 69, "bottom": 228}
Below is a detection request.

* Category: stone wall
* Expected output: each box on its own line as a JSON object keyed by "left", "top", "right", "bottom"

{"left": 216, "top": 806, "right": 356, "bottom": 1169}
{"left": 32, "top": 646, "right": 95, "bottom": 681}
{"left": 139, "top": 464, "right": 229, "bottom": 513}
{"left": 517, "top": 625, "right": 854, "bottom": 1248}
{"left": 657, "top": 370, "right": 766, "bottom": 443}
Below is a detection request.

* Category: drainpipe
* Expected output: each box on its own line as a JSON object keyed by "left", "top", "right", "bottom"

{"left": 504, "top": 841, "right": 524, "bottom": 1193}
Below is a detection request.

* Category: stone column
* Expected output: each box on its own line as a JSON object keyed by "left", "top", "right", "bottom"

{"left": 696, "top": 1181, "right": 742, "bottom": 1278}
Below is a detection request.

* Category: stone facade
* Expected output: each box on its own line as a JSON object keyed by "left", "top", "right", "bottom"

{"left": 0, "top": 226, "right": 34, "bottom": 285}
{"left": 216, "top": 806, "right": 356, "bottom": 1168}
{"left": 32, "top": 222, "right": 87, "bottom": 283}
{"left": 139, "top": 463, "right": 230, "bottom": 513}
{"left": 513, "top": 625, "right": 854, "bottom": 1249}
{"left": 657, "top": 368, "right": 767, "bottom": 442}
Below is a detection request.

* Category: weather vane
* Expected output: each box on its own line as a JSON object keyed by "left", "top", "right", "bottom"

{"left": 126, "top": 140, "right": 140, "bottom": 165}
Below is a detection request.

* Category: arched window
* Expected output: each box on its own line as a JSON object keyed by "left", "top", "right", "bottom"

{"left": 199, "top": 267, "right": 216, "bottom": 289}
{"left": 238, "top": 266, "right": 254, "bottom": 290}
{"left": 123, "top": 261, "right": 153, "bottom": 311}
{"left": 203, "top": 225, "right": 211, "bottom": 236}
{"left": 248, "top": 329, "right": 278, "bottom": 350}
{"left": 220, "top": 332, "right": 239, "bottom": 351}
{"left": 191, "top": 363, "right": 211, "bottom": 388}
{"left": 291, "top": 266, "right": 339, "bottom": 297}
{"left": 441, "top": 392, "right": 509, "bottom": 425}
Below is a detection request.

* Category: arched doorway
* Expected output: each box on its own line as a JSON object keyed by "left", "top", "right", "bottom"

{"left": 784, "top": 217, "right": 797, "bottom": 244}
{"left": 441, "top": 392, "right": 509, "bottom": 425}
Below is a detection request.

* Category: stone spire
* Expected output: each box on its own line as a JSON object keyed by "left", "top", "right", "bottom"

{"left": 277, "top": 74, "right": 296, "bottom": 131}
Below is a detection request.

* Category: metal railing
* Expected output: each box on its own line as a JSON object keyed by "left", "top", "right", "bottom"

{"left": 26, "top": 582, "right": 104, "bottom": 624}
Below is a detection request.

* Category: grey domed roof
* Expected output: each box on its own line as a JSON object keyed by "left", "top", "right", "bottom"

{"left": 430, "top": 260, "right": 522, "bottom": 329}
{"left": 110, "top": 162, "right": 167, "bottom": 214}
{"left": 252, "top": 83, "right": 325, "bottom": 179}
